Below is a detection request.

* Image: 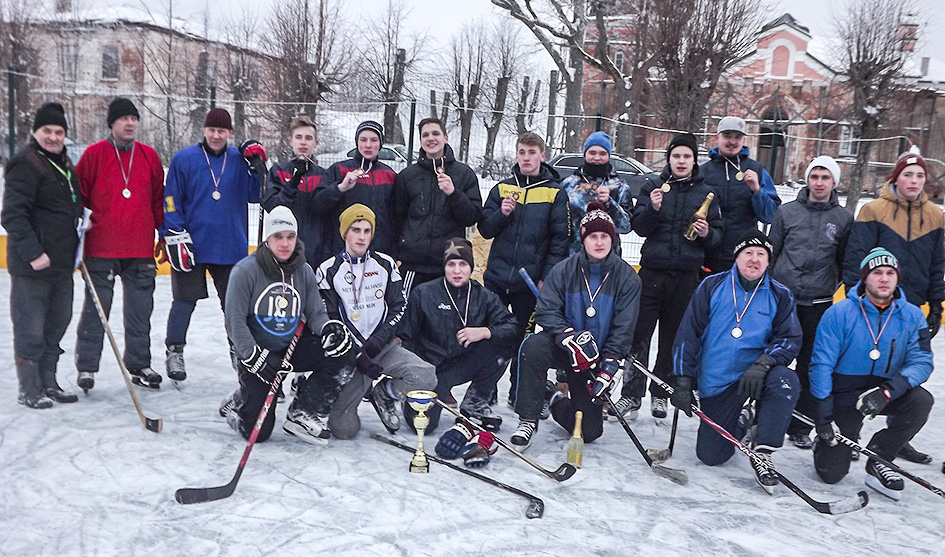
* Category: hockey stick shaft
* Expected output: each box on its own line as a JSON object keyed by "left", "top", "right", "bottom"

{"left": 79, "top": 261, "right": 162, "bottom": 433}
{"left": 648, "top": 407, "right": 679, "bottom": 464}
{"left": 252, "top": 157, "right": 267, "bottom": 247}
{"left": 370, "top": 434, "right": 544, "bottom": 519}
{"left": 518, "top": 267, "right": 540, "bottom": 297}
{"left": 175, "top": 321, "right": 305, "bottom": 504}
{"left": 605, "top": 389, "right": 688, "bottom": 485}
{"left": 792, "top": 411, "right": 945, "bottom": 499}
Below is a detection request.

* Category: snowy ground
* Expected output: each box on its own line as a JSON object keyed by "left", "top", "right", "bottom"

{"left": 1, "top": 273, "right": 943, "bottom": 557}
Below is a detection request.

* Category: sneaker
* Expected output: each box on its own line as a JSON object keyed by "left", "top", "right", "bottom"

{"left": 651, "top": 397, "right": 668, "bottom": 419}
{"left": 165, "top": 345, "right": 186, "bottom": 381}
{"left": 897, "top": 442, "right": 933, "bottom": 465}
{"left": 511, "top": 420, "right": 538, "bottom": 451}
{"left": 788, "top": 432, "right": 814, "bottom": 450}
{"left": 865, "top": 458, "right": 904, "bottom": 500}
{"left": 77, "top": 371, "right": 95, "bottom": 393}
{"left": 219, "top": 389, "right": 239, "bottom": 418}
{"left": 130, "top": 367, "right": 162, "bottom": 389}
{"left": 283, "top": 402, "right": 331, "bottom": 445}
{"left": 609, "top": 396, "right": 641, "bottom": 420}
{"left": 751, "top": 448, "right": 779, "bottom": 494}
{"left": 738, "top": 403, "right": 755, "bottom": 445}
{"left": 370, "top": 377, "right": 401, "bottom": 433}
{"left": 460, "top": 389, "right": 502, "bottom": 431}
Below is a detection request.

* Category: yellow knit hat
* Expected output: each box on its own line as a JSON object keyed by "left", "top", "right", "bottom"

{"left": 339, "top": 203, "right": 376, "bottom": 239}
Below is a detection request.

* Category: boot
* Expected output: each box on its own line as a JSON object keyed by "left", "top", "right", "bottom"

{"left": 165, "top": 344, "right": 186, "bottom": 381}
{"left": 40, "top": 366, "right": 79, "bottom": 404}
{"left": 15, "top": 357, "right": 53, "bottom": 409}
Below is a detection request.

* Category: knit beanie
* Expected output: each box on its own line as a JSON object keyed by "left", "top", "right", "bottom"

{"left": 666, "top": 132, "right": 698, "bottom": 159}
{"left": 583, "top": 131, "right": 612, "bottom": 155}
{"left": 860, "top": 247, "right": 899, "bottom": 282}
{"left": 733, "top": 229, "right": 772, "bottom": 258}
{"left": 204, "top": 108, "right": 233, "bottom": 130}
{"left": 263, "top": 206, "right": 298, "bottom": 241}
{"left": 443, "top": 237, "right": 474, "bottom": 268}
{"left": 107, "top": 97, "right": 140, "bottom": 127}
{"left": 580, "top": 201, "right": 617, "bottom": 243}
{"left": 356, "top": 120, "right": 384, "bottom": 147}
{"left": 805, "top": 155, "right": 841, "bottom": 185}
{"left": 888, "top": 150, "right": 929, "bottom": 183}
{"left": 33, "top": 102, "right": 68, "bottom": 133}
{"left": 339, "top": 203, "right": 376, "bottom": 239}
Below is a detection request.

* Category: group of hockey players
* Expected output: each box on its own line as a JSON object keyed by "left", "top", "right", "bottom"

{"left": 3, "top": 98, "right": 941, "bottom": 502}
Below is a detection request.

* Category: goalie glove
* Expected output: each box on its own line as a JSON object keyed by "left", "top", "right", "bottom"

{"left": 164, "top": 229, "right": 195, "bottom": 272}
{"left": 554, "top": 328, "right": 600, "bottom": 373}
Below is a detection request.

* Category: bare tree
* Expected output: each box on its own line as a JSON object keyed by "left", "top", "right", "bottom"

{"left": 449, "top": 22, "right": 487, "bottom": 161}
{"left": 0, "top": 0, "right": 41, "bottom": 152}
{"left": 222, "top": 7, "right": 264, "bottom": 145}
{"left": 480, "top": 19, "right": 531, "bottom": 171}
{"left": 833, "top": 0, "right": 918, "bottom": 208}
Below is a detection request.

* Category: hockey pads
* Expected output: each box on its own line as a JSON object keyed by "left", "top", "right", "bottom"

{"left": 737, "top": 353, "right": 774, "bottom": 400}
{"left": 554, "top": 328, "right": 600, "bottom": 373}
{"left": 320, "top": 320, "right": 352, "bottom": 357}
{"left": 460, "top": 431, "right": 498, "bottom": 468}
{"left": 239, "top": 345, "right": 293, "bottom": 385}
{"left": 590, "top": 358, "right": 621, "bottom": 402}
{"left": 164, "top": 229, "right": 195, "bottom": 273}
{"left": 856, "top": 385, "right": 890, "bottom": 418}
{"left": 435, "top": 418, "right": 476, "bottom": 459}
{"left": 670, "top": 375, "right": 694, "bottom": 417}
{"left": 238, "top": 138, "right": 268, "bottom": 163}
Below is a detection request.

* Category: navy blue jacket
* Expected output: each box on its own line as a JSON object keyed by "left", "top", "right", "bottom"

{"left": 262, "top": 157, "right": 334, "bottom": 267}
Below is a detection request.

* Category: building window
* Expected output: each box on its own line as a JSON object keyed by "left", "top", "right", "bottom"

{"left": 792, "top": 85, "right": 803, "bottom": 98}
{"left": 102, "top": 45, "right": 120, "bottom": 81}
{"left": 839, "top": 126, "right": 860, "bottom": 157}
{"left": 614, "top": 52, "right": 624, "bottom": 72}
{"left": 58, "top": 42, "right": 77, "bottom": 82}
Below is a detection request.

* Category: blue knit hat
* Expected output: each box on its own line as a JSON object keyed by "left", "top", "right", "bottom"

{"left": 583, "top": 131, "right": 612, "bottom": 155}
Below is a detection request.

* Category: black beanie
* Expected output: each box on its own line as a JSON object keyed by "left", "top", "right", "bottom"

{"left": 666, "top": 132, "right": 698, "bottom": 160}
{"left": 444, "top": 237, "right": 474, "bottom": 268}
{"left": 733, "top": 229, "right": 772, "bottom": 258}
{"left": 355, "top": 120, "right": 384, "bottom": 147}
{"left": 107, "top": 97, "right": 140, "bottom": 127}
{"left": 33, "top": 102, "right": 68, "bottom": 133}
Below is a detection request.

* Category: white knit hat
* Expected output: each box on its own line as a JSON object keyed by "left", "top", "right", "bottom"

{"left": 805, "top": 155, "right": 841, "bottom": 185}
{"left": 263, "top": 206, "right": 298, "bottom": 240}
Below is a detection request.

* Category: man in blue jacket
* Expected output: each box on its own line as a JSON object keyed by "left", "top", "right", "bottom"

{"left": 809, "top": 248, "right": 933, "bottom": 500}
{"left": 670, "top": 230, "right": 801, "bottom": 493}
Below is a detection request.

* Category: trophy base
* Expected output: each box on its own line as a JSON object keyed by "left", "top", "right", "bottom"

{"left": 409, "top": 455, "right": 429, "bottom": 473}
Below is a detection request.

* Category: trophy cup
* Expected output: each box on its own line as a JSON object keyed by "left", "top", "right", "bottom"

{"left": 406, "top": 390, "right": 438, "bottom": 473}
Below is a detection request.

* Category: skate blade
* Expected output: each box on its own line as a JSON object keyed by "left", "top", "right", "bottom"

{"left": 131, "top": 377, "right": 161, "bottom": 390}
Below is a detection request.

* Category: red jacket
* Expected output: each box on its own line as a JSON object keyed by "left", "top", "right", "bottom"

{"left": 76, "top": 139, "right": 164, "bottom": 258}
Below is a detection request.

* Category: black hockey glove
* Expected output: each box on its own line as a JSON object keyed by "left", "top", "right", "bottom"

{"left": 856, "top": 385, "right": 891, "bottom": 418}
{"left": 287, "top": 157, "right": 309, "bottom": 189}
{"left": 670, "top": 375, "right": 694, "bottom": 417}
{"left": 590, "top": 358, "right": 621, "bottom": 403}
{"left": 737, "top": 353, "right": 774, "bottom": 400}
{"left": 360, "top": 336, "right": 386, "bottom": 360}
{"left": 320, "top": 320, "right": 352, "bottom": 357}
{"left": 815, "top": 421, "right": 839, "bottom": 447}
{"left": 356, "top": 352, "right": 383, "bottom": 379}
{"left": 927, "top": 303, "right": 943, "bottom": 339}
{"left": 554, "top": 328, "right": 600, "bottom": 373}
{"left": 239, "top": 346, "right": 293, "bottom": 385}
{"left": 164, "top": 229, "right": 195, "bottom": 273}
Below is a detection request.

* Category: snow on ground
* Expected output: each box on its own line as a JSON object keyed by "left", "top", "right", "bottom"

{"left": 1, "top": 273, "right": 943, "bottom": 557}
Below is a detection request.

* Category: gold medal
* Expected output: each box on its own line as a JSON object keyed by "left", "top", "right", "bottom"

{"left": 512, "top": 188, "right": 522, "bottom": 201}
{"left": 351, "top": 310, "right": 361, "bottom": 322}
{"left": 436, "top": 166, "right": 445, "bottom": 175}
{"left": 735, "top": 171, "right": 744, "bottom": 181}
{"left": 660, "top": 183, "right": 671, "bottom": 193}
{"left": 276, "top": 296, "right": 288, "bottom": 309}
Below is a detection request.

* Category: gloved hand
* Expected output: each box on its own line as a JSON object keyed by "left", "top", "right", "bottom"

{"left": 591, "top": 358, "right": 621, "bottom": 401}
{"left": 239, "top": 138, "right": 268, "bottom": 163}
{"left": 857, "top": 385, "right": 891, "bottom": 418}
{"left": 460, "top": 431, "right": 498, "bottom": 468}
{"left": 360, "top": 336, "right": 386, "bottom": 360}
{"left": 554, "top": 328, "right": 600, "bottom": 373}
{"left": 434, "top": 418, "right": 476, "bottom": 459}
{"left": 670, "top": 375, "right": 695, "bottom": 417}
{"left": 815, "top": 421, "right": 839, "bottom": 447}
{"left": 737, "top": 353, "right": 775, "bottom": 400}
{"left": 164, "top": 229, "right": 195, "bottom": 272}
{"left": 320, "top": 320, "right": 352, "bottom": 357}
{"left": 355, "top": 353, "right": 383, "bottom": 379}
{"left": 928, "top": 303, "right": 943, "bottom": 338}
{"left": 153, "top": 238, "right": 168, "bottom": 265}
{"left": 239, "top": 345, "right": 293, "bottom": 385}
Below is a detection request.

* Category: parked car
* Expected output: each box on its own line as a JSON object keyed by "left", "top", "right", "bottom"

{"left": 316, "top": 143, "right": 410, "bottom": 173}
{"left": 548, "top": 152, "right": 658, "bottom": 199}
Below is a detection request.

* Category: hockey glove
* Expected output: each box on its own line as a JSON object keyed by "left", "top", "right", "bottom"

{"left": 238, "top": 138, "right": 268, "bottom": 163}
{"left": 670, "top": 375, "right": 694, "bottom": 417}
{"left": 320, "top": 320, "right": 353, "bottom": 357}
{"left": 928, "top": 303, "right": 943, "bottom": 339}
{"left": 815, "top": 421, "right": 839, "bottom": 447}
{"left": 239, "top": 346, "right": 293, "bottom": 385}
{"left": 287, "top": 158, "right": 308, "bottom": 189}
{"left": 460, "top": 431, "right": 498, "bottom": 468}
{"left": 435, "top": 418, "right": 476, "bottom": 459}
{"left": 856, "top": 385, "right": 891, "bottom": 418}
{"left": 554, "top": 328, "right": 600, "bottom": 373}
{"left": 590, "top": 358, "right": 621, "bottom": 402}
{"left": 360, "top": 335, "right": 386, "bottom": 360}
{"left": 164, "top": 229, "right": 195, "bottom": 273}
{"left": 355, "top": 353, "right": 383, "bottom": 380}
{"left": 737, "top": 353, "right": 774, "bottom": 400}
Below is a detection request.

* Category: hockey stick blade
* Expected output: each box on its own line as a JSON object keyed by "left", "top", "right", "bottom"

{"left": 370, "top": 433, "right": 544, "bottom": 518}
{"left": 606, "top": 390, "right": 688, "bottom": 485}
{"left": 437, "top": 400, "right": 576, "bottom": 482}
{"left": 647, "top": 407, "right": 680, "bottom": 464}
{"left": 175, "top": 477, "right": 239, "bottom": 505}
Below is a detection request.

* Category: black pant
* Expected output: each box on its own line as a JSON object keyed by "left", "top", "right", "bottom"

{"left": 75, "top": 257, "right": 157, "bottom": 371}
{"left": 623, "top": 268, "right": 699, "bottom": 398}
{"left": 485, "top": 283, "right": 536, "bottom": 400}
{"left": 786, "top": 302, "right": 831, "bottom": 436}
{"left": 812, "top": 387, "right": 934, "bottom": 484}
{"left": 166, "top": 264, "right": 232, "bottom": 345}
{"left": 10, "top": 273, "right": 74, "bottom": 369}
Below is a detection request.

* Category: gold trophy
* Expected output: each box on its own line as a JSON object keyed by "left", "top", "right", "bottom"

{"left": 406, "top": 390, "right": 438, "bottom": 473}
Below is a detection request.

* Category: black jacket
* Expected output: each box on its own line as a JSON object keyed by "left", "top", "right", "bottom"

{"left": 479, "top": 162, "right": 569, "bottom": 293}
{"left": 2, "top": 139, "right": 83, "bottom": 277}
{"left": 632, "top": 164, "right": 722, "bottom": 272}
{"left": 393, "top": 145, "right": 482, "bottom": 275}
{"left": 263, "top": 157, "right": 334, "bottom": 267}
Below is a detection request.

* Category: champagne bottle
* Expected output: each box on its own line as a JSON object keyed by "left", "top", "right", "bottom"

{"left": 684, "top": 192, "right": 715, "bottom": 241}
{"left": 566, "top": 411, "right": 584, "bottom": 468}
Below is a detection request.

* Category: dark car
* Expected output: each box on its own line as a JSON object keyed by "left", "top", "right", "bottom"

{"left": 548, "top": 153, "right": 657, "bottom": 199}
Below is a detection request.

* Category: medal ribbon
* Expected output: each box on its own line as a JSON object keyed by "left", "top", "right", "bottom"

{"left": 113, "top": 141, "right": 136, "bottom": 188}
{"left": 580, "top": 268, "right": 611, "bottom": 312}
{"left": 443, "top": 278, "right": 471, "bottom": 328}
{"left": 858, "top": 297, "right": 897, "bottom": 353}
{"left": 723, "top": 154, "right": 742, "bottom": 181}
{"left": 731, "top": 272, "right": 763, "bottom": 331}
{"left": 345, "top": 253, "right": 368, "bottom": 313}
{"left": 202, "top": 147, "right": 228, "bottom": 197}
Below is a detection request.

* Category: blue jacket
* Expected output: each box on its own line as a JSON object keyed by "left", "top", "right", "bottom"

{"left": 809, "top": 284, "right": 932, "bottom": 420}
{"left": 559, "top": 165, "right": 632, "bottom": 255}
{"left": 673, "top": 267, "right": 800, "bottom": 397}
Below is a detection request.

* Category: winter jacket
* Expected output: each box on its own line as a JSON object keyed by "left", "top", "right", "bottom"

{"left": 809, "top": 284, "right": 932, "bottom": 420}
{"left": 399, "top": 278, "right": 519, "bottom": 366}
{"left": 225, "top": 240, "right": 329, "bottom": 359}
{"left": 632, "top": 164, "right": 722, "bottom": 272}
{"left": 842, "top": 181, "right": 945, "bottom": 307}
{"left": 673, "top": 268, "right": 801, "bottom": 398}
{"left": 161, "top": 142, "right": 261, "bottom": 265}
{"left": 393, "top": 145, "right": 483, "bottom": 275}
{"left": 479, "top": 163, "right": 570, "bottom": 294}
{"left": 317, "top": 154, "right": 398, "bottom": 257}
{"left": 76, "top": 138, "right": 164, "bottom": 259}
{"left": 535, "top": 250, "right": 641, "bottom": 359}
{"left": 769, "top": 187, "right": 853, "bottom": 306}
{"left": 559, "top": 165, "right": 632, "bottom": 254}
{"left": 262, "top": 157, "right": 334, "bottom": 267}
{"left": 2, "top": 139, "right": 83, "bottom": 277}
{"left": 700, "top": 146, "right": 781, "bottom": 271}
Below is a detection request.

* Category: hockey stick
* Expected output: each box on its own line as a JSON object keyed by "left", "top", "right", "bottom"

{"left": 647, "top": 407, "right": 679, "bottom": 464}
{"left": 437, "top": 401, "right": 576, "bottom": 482}
{"left": 605, "top": 389, "right": 688, "bottom": 485}
{"left": 518, "top": 267, "right": 540, "bottom": 297}
{"left": 632, "top": 360, "right": 869, "bottom": 514}
{"left": 792, "top": 411, "right": 945, "bottom": 500}
{"left": 79, "top": 261, "right": 162, "bottom": 433}
{"left": 175, "top": 321, "right": 305, "bottom": 504}
{"left": 370, "top": 434, "right": 544, "bottom": 519}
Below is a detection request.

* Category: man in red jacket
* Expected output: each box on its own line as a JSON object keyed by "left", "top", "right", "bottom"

{"left": 74, "top": 98, "right": 165, "bottom": 391}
